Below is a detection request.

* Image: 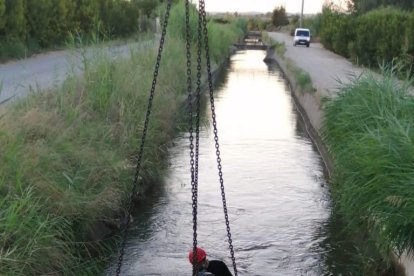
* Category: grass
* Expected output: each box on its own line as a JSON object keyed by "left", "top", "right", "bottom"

{"left": 323, "top": 66, "right": 414, "bottom": 265}
{"left": 0, "top": 2, "right": 245, "bottom": 274}
{"left": 295, "top": 70, "right": 312, "bottom": 90}
{"left": 285, "top": 59, "right": 314, "bottom": 93}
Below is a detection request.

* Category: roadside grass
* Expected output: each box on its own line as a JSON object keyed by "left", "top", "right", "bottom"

{"left": 295, "top": 70, "right": 312, "bottom": 90}
{"left": 323, "top": 67, "right": 414, "bottom": 264}
{"left": 0, "top": 4, "right": 245, "bottom": 275}
{"left": 285, "top": 59, "right": 314, "bottom": 94}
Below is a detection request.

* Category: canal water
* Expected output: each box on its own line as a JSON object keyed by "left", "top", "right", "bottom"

{"left": 109, "top": 50, "right": 359, "bottom": 275}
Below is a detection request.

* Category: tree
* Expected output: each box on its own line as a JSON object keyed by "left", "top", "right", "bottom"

{"left": 26, "top": 0, "right": 52, "bottom": 47}
{"left": 49, "top": 0, "right": 75, "bottom": 44}
{"left": 5, "top": 0, "right": 26, "bottom": 40}
{"left": 0, "top": 0, "right": 5, "bottom": 32}
{"left": 134, "top": 0, "right": 158, "bottom": 18}
{"left": 271, "top": 6, "right": 289, "bottom": 29}
{"left": 74, "top": 0, "right": 99, "bottom": 35}
{"left": 111, "top": 0, "right": 139, "bottom": 36}
{"left": 347, "top": 0, "right": 414, "bottom": 13}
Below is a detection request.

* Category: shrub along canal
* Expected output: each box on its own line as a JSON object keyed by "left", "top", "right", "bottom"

{"left": 108, "top": 50, "right": 373, "bottom": 275}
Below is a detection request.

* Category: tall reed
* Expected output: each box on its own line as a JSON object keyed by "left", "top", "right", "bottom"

{"left": 323, "top": 67, "right": 414, "bottom": 260}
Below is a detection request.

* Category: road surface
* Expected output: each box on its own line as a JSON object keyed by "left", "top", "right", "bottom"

{"left": 0, "top": 41, "right": 151, "bottom": 105}
{"left": 267, "top": 32, "right": 366, "bottom": 98}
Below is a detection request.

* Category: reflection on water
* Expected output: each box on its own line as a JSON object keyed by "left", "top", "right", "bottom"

{"left": 108, "top": 50, "right": 361, "bottom": 275}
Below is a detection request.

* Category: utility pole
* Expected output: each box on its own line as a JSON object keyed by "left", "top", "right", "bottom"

{"left": 300, "top": 0, "right": 304, "bottom": 27}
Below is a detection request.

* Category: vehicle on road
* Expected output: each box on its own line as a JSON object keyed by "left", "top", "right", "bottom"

{"left": 293, "top": 28, "right": 310, "bottom": 47}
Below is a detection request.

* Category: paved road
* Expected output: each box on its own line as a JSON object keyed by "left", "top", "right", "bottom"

{"left": 267, "top": 32, "right": 366, "bottom": 98}
{"left": 0, "top": 41, "right": 151, "bottom": 105}
{"left": 269, "top": 31, "right": 414, "bottom": 276}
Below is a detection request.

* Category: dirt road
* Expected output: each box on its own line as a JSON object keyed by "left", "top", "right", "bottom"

{"left": 0, "top": 41, "right": 148, "bottom": 105}
{"left": 267, "top": 32, "right": 365, "bottom": 98}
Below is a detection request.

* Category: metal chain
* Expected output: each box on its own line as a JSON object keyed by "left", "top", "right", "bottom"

{"left": 198, "top": 1, "right": 238, "bottom": 275}
{"left": 184, "top": 1, "right": 199, "bottom": 275}
{"left": 115, "top": 1, "right": 173, "bottom": 275}
{"left": 188, "top": 0, "right": 204, "bottom": 273}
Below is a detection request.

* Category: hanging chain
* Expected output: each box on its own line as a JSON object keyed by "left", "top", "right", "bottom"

{"left": 198, "top": 1, "right": 238, "bottom": 275}
{"left": 115, "top": 1, "right": 173, "bottom": 275}
{"left": 188, "top": 0, "right": 204, "bottom": 273}
{"left": 185, "top": 1, "right": 199, "bottom": 275}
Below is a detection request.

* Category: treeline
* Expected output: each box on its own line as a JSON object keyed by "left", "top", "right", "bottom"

{"left": 0, "top": 0, "right": 164, "bottom": 59}
{"left": 319, "top": 5, "right": 414, "bottom": 72}
{"left": 348, "top": 0, "right": 413, "bottom": 13}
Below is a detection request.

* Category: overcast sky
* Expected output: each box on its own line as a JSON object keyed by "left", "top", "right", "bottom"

{"left": 203, "top": 0, "right": 325, "bottom": 14}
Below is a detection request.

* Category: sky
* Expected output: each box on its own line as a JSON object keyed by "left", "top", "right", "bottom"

{"left": 203, "top": 0, "right": 325, "bottom": 14}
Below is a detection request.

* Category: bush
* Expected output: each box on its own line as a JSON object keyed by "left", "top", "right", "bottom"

{"left": 352, "top": 7, "right": 410, "bottom": 66}
{"left": 319, "top": 6, "right": 414, "bottom": 72}
{"left": 319, "top": 7, "right": 355, "bottom": 57}
{"left": 0, "top": 39, "right": 26, "bottom": 60}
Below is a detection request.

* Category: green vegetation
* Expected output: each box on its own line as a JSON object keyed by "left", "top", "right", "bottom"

{"left": 348, "top": 0, "right": 413, "bottom": 14}
{"left": 246, "top": 17, "right": 271, "bottom": 31}
{"left": 271, "top": 6, "right": 289, "bottom": 29}
{"left": 319, "top": 8, "right": 355, "bottom": 57}
{"left": 0, "top": 0, "right": 164, "bottom": 61}
{"left": 0, "top": 1, "right": 246, "bottom": 274}
{"left": 323, "top": 68, "right": 414, "bottom": 266}
{"left": 295, "top": 70, "right": 312, "bottom": 90}
{"left": 319, "top": 5, "right": 414, "bottom": 74}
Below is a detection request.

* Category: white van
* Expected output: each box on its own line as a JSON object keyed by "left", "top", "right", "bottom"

{"left": 293, "top": 28, "right": 310, "bottom": 47}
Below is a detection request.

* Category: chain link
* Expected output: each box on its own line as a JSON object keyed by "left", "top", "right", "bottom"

{"left": 115, "top": 1, "right": 173, "bottom": 275}
{"left": 198, "top": 1, "right": 238, "bottom": 275}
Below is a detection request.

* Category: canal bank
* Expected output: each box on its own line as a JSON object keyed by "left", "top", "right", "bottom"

{"left": 266, "top": 31, "right": 412, "bottom": 275}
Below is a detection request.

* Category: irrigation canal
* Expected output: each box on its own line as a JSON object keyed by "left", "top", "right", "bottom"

{"left": 107, "top": 50, "right": 363, "bottom": 275}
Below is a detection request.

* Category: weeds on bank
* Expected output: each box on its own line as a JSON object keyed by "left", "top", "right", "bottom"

{"left": 0, "top": 34, "right": 196, "bottom": 274}
{"left": 0, "top": 3, "right": 245, "bottom": 274}
{"left": 295, "top": 70, "right": 312, "bottom": 90}
{"left": 284, "top": 59, "right": 314, "bottom": 93}
{"left": 0, "top": 37, "right": 184, "bottom": 275}
{"left": 323, "top": 66, "right": 414, "bottom": 262}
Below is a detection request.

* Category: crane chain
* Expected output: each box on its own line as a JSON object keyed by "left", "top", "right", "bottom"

{"left": 198, "top": 1, "right": 239, "bottom": 275}
{"left": 185, "top": 0, "right": 201, "bottom": 274}
{"left": 115, "top": 1, "right": 173, "bottom": 275}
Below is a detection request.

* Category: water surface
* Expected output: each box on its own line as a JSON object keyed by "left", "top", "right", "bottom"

{"left": 110, "top": 50, "right": 355, "bottom": 275}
